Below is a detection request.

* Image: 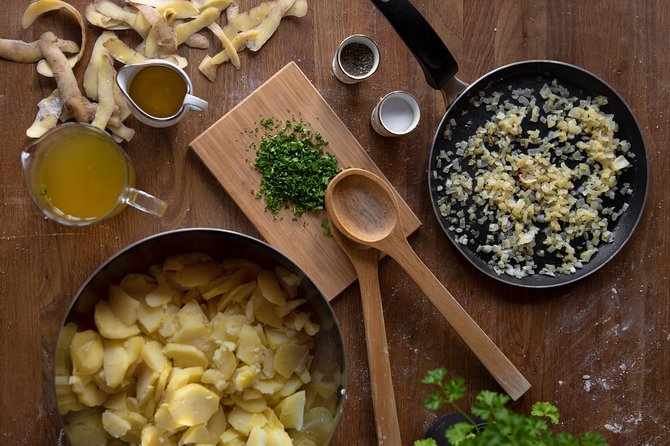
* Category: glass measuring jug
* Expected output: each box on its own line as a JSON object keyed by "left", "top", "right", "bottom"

{"left": 21, "top": 123, "right": 167, "bottom": 226}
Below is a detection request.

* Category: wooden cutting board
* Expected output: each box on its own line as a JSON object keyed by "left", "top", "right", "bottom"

{"left": 190, "top": 61, "right": 421, "bottom": 300}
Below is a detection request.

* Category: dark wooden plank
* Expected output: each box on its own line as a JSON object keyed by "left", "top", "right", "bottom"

{"left": 0, "top": 1, "right": 668, "bottom": 445}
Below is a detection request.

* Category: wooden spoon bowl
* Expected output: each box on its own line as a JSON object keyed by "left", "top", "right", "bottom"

{"left": 327, "top": 172, "right": 398, "bottom": 243}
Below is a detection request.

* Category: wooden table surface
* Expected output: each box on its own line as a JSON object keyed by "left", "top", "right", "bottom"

{"left": 1, "top": 1, "right": 668, "bottom": 445}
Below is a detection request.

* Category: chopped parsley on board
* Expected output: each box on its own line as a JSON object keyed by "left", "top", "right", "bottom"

{"left": 251, "top": 118, "right": 341, "bottom": 232}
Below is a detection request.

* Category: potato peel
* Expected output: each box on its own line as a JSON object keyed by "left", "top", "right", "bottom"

{"left": 103, "top": 36, "right": 149, "bottom": 65}
{"left": 38, "top": 31, "right": 91, "bottom": 123}
{"left": 0, "top": 38, "right": 79, "bottom": 64}
{"left": 207, "top": 22, "right": 243, "bottom": 68}
{"left": 22, "top": 0, "right": 87, "bottom": 78}
{"left": 85, "top": 4, "right": 130, "bottom": 31}
{"left": 26, "top": 89, "right": 64, "bottom": 138}
{"left": 137, "top": 5, "right": 178, "bottom": 54}
{"left": 126, "top": 0, "right": 174, "bottom": 7}
{"left": 93, "top": 0, "right": 151, "bottom": 37}
{"left": 194, "top": 0, "right": 234, "bottom": 11}
{"left": 174, "top": 7, "right": 220, "bottom": 45}
{"left": 184, "top": 32, "right": 210, "bottom": 49}
{"left": 226, "top": 1, "right": 239, "bottom": 22}
{"left": 91, "top": 54, "right": 117, "bottom": 130}
{"left": 108, "top": 122, "right": 136, "bottom": 142}
{"left": 285, "top": 0, "right": 308, "bottom": 17}
{"left": 246, "top": 0, "right": 295, "bottom": 52}
{"left": 156, "top": 1, "right": 199, "bottom": 19}
{"left": 84, "top": 31, "right": 116, "bottom": 101}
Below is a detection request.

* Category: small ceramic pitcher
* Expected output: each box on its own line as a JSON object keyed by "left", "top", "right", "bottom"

{"left": 116, "top": 59, "right": 208, "bottom": 128}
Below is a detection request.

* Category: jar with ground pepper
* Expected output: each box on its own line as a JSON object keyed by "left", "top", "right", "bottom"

{"left": 332, "top": 34, "right": 380, "bottom": 84}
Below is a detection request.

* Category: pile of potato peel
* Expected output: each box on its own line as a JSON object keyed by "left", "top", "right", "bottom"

{"left": 0, "top": 0, "right": 307, "bottom": 141}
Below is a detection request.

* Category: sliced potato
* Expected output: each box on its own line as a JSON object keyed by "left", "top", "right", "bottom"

{"left": 231, "top": 393, "right": 267, "bottom": 413}
{"left": 274, "top": 343, "right": 309, "bottom": 379}
{"left": 178, "top": 424, "right": 209, "bottom": 444}
{"left": 257, "top": 270, "right": 287, "bottom": 305}
{"left": 274, "top": 390, "right": 305, "bottom": 430}
{"left": 236, "top": 324, "right": 264, "bottom": 366}
{"left": 165, "top": 366, "right": 205, "bottom": 399}
{"left": 227, "top": 406, "right": 256, "bottom": 436}
{"left": 124, "top": 336, "right": 146, "bottom": 366}
{"left": 141, "top": 424, "right": 175, "bottom": 446}
{"left": 70, "top": 330, "right": 105, "bottom": 376}
{"left": 74, "top": 381, "right": 108, "bottom": 407}
{"left": 120, "top": 274, "right": 157, "bottom": 298}
{"left": 154, "top": 403, "right": 181, "bottom": 431}
{"left": 246, "top": 426, "right": 267, "bottom": 446}
{"left": 145, "top": 284, "right": 175, "bottom": 307}
{"left": 163, "top": 253, "right": 212, "bottom": 271}
{"left": 108, "top": 285, "right": 140, "bottom": 326}
{"left": 169, "top": 261, "right": 223, "bottom": 288}
{"left": 164, "top": 343, "right": 209, "bottom": 368}
{"left": 137, "top": 300, "right": 164, "bottom": 334}
{"left": 55, "top": 321, "right": 78, "bottom": 376}
{"left": 102, "top": 409, "right": 132, "bottom": 439}
{"left": 212, "top": 345, "right": 238, "bottom": 380}
{"left": 141, "top": 339, "right": 168, "bottom": 372}
{"left": 103, "top": 340, "right": 130, "bottom": 387}
{"left": 95, "top": 300, "right": 141, "bottom": 340}
{"left": 170, "top": 323, "right": 213, "bottom": 354}
{"left": 168, "top": 383, "right": 220, "bottom": 426}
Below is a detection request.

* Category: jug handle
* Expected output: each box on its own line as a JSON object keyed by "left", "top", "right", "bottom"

{"left": 184, "top": 94, "right": 208, "bottom": 112}
{"left": 125, "top": 188, "right": 168, "bottom": 217}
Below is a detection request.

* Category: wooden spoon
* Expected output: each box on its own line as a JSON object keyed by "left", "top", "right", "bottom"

{"left": 329, "top": 221, "right": 402, "bottom": 445}
{"left": 325, "top": 168, "right": 531, "bottom": 401}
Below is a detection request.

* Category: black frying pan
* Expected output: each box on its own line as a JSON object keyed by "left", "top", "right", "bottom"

{"left": 372, "top": 0, "right": 648, "bottom": 287}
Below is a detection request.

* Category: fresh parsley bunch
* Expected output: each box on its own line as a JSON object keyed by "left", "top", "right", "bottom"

{"left": 415, "top": 368, "right": 608, "bottom": 446}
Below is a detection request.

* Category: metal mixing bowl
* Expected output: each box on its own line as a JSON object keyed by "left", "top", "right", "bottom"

{"left": 54, "top": 228, "right": 346, "bottom": 445}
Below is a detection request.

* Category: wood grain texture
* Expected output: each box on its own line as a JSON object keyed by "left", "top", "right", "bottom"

{"left": 190, "top": 62, "right": 421, "bottom": 301}
{"left": 0, "top": 1, "right": 668, "bottom": 445}
{"left": 330, "top": 225, "right": 401, "bottom": 446}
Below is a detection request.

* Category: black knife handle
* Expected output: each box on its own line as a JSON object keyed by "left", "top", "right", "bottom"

{"left": 371, "top": 0, "right": 458, "bottom": 90}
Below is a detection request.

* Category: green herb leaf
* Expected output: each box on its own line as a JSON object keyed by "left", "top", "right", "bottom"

{"left": 531, "top": 402, "right": 560, "bottom": 424}
{"left": 321, "top": 218, "right": 333, "bottom": 237}
{"left": 470, "top": 390, "right": 510, "bottom": 420}
{"left": 446, "top": 421, "right": 476, "bottom": 446}
{"left": 424, "top": 390, "right": 445, "bottom": 411}
{"left": 523, "top": 415, "right": 549, "bottom": 438}
{"left": 579, "top": 432, "right": 609, "bottom": 446}
{"left": 413, "top": 439, "right": 438, "bottom": 446}
{"left": 442, "top": 377, "right": 466, "bottom": 404}
{"left": 552, "top": 432, "right": 580, "bottom": 446}
{"left": 422, "top": 368, "right": 448, "bottom": 386}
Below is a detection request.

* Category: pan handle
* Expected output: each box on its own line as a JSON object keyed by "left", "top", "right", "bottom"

{"left": 370, "top": 0, "right": 466, "bottom": 102}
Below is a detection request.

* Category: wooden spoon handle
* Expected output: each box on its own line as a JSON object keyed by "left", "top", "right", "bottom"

{"left": 354, "top": 257, "right": 403, "bottom": 445}
{"left": 382, "top": 238, "right": 531, "bottom": 400}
